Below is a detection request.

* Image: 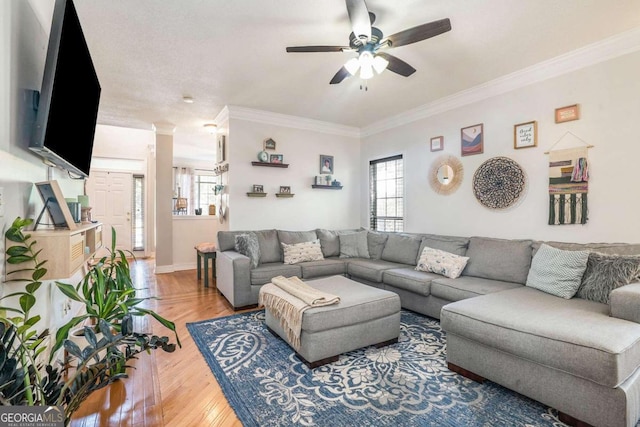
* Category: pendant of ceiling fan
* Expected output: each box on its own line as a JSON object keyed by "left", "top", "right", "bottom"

{"left": 285, "top": 0, "right": 451, "bottom": 84}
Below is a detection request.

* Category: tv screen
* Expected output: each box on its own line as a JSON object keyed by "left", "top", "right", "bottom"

{"left": 29, "top": 0, "right": 100, "bottom": 178}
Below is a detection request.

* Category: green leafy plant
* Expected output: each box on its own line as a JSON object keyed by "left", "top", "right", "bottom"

{"left": 1, "top": 217, "right": 180, "bottom": 425}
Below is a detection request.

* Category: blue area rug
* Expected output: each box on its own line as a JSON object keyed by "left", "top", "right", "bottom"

{"left": 187, "top": 310, "right": 566, "bottom": 426}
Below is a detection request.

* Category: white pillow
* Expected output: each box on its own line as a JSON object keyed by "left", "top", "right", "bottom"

{"left": 281, "top": 240, "right": 324, "bottom": 265}
{"left": 415, "top": 246, "right": 469, "bottom": 279}
{"left": 526, "top": 243, "right": 589, "bottom": 299}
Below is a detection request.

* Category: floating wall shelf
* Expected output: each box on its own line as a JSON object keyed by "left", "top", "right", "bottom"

{"left": 312, "top": 185, "right": 343, "bottom": 190}
{"left": 247, "top": 192, "right": 267, "bottom": 197}
{"left": 251, "top": 162, "right": 289, "bottom": 168}
{"left": 275, "top": 193, "right": 295, "bottom": 198}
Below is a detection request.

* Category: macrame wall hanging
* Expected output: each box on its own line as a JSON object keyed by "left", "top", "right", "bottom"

{"left": 546, "top": 132, "right": 593, "bottom": 225}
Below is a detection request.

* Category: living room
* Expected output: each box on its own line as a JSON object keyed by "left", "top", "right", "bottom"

{"left": 2, "top": 0, "right": 640, "bottom": 426}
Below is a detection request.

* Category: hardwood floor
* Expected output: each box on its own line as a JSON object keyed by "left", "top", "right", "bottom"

{"left": 71, "top": 258, "right": 251, "bottom": 426}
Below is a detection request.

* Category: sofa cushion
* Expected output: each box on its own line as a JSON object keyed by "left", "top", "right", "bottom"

{"left": 367, "top": 231, "right": 389, "bottom": 260}
{"left": 416, "top": 247, "right": 469, "bottom": 279}
{"left": 339, "top": 231, "right": 370, "bottom": 258}
{"left": 381, "top": 234, "right": 422, "bottom": 265}
{"left": 281, "top": 240, "right": 324, "bottom": 264}
{"left": 441, "top": 286, "right": 640, "bottom": 388}
{"left": 255, "top": 230, "right": 281, "bottom": 264}
{"left": 277, "top": 230, "right": 318, "bottom": 261}
{"left": 347, "top": 259, "right": 408, "bottom": 283}
{"left": 234, "top": 233, "right": 260, "bottom": 268}
{"left": 218, "top": 230, "right": 246, "bottom": 251}
{"left": 576, "top": 252, "right": 640, "bottom": 304}
{"left": 250, "top": 263, "right": 302, "bottom": 285}
{"left": 299, "top": 258, "right": 346, "bottom": 279}
{"left": 526, "top": 244, "right": 589, "bottom": 299}
{"left": 462, "top": 236, "right": 532, "bottom": 284}
{"left": 417, "top": 235, "right": 469, "bottom": 261}
{"left": 316, "top": 228, "right": 361, "bottom": 257}
{"left": 383, "top": 268, "right": 440, "bottom": 296}
{"left": 430, "top": 276, "right": 522, "bottom": 302}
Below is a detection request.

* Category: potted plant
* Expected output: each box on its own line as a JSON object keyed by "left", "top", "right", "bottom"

{"left": 1, "top": 217, "right": 180, "bottom": 424}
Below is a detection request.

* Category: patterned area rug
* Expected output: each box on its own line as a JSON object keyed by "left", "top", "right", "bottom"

{"left": 187, "top": 310, "right": 566, "bottom": 427}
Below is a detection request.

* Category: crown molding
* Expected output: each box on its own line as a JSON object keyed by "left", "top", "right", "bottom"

{"left": 361, "top": 27, "right": 640, "bottom": 137}
{"left": 214, "top": 106, "right": 229, "bottom": 125}
{"left": 227, "top": 106, "right": 360, "bottom": 138}
{"left": 152, "top": 122, "right": 176, "bottom": 135}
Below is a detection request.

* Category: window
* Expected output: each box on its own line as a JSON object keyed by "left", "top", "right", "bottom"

{"left": 369, "top": 155, "right": 404, "bottom": 231}
{"left": 195, "top": 174, "right": 217, "bottom": 212}
{"left": 132, "top": 175, "right": 144, "bottom": 251}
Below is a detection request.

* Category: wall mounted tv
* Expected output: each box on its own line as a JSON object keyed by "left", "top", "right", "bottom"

{"left": 29, "top": 0, "right": 100, "bottom": 178}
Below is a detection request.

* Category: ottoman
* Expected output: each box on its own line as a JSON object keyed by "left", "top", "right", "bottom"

{"left": 265, "top": 275, "right": 401, "bottom": 368}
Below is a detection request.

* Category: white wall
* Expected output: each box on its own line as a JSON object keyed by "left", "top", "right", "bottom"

{"left": 227, "top": 118, "right": 361, "bottom": 231}
{"left": 360, "top": 50, "right": 640, "bottom": 243}
{"left": 172, "top": 216, "right": 220, "bottom": 270}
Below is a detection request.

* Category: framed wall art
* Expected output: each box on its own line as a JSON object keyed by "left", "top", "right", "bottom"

{"left": 461, "top": 123, "right": 483, "bottom": 156}
{"left": 430, "top": 136, "right": 444, "bottom": 152}
{"left": 216, "top": 134, "right": 226, "bottom": 164}
{"left": 263, "top": 138, "right": 276, "bottom": 150}
{"left": 555, "top": 104, "right": 580, "bottom": 123}
{"left": 320, "top": 154, "right": 334, "bottom": 174}
{"left": 514, "top": 120, "right": 537, "bottom": 149}
{"left": 270, "top": 154, "right": 284, "bottom": 164}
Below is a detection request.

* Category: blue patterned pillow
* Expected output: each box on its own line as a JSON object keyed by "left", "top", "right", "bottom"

{"left": 235, "top": 232, "right": 261, "bottom": 268}
{"left": 526, "top": 244, "right": 589, "bottom": 299}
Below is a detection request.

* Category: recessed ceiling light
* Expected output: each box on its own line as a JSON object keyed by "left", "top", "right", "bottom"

{"left": 182, "top": 96, "right": 194, "bottom": 104}
{"left": 203, "top": 123, "right": 218, "bottom": 134}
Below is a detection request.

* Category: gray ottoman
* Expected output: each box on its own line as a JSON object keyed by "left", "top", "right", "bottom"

{"left": 265, "top": 275, "right": 401, "bottom": 368}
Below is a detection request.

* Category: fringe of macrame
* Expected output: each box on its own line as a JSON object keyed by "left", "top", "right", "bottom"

{"left": 259, "top": 290, "right": 306, "bottom": 350}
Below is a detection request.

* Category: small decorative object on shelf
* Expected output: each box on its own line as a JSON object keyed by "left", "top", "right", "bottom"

{"left": 325, "top": 175, "right": 332, "bottom": 185}
{"left": 276, "top": 186, "right": 294, "bottom": 197}
{"left": 257, "top": 150, "right": 269, "bottom": 162}
{"left": 251, "top": 161, "right": 289, "bottom": 168}
{"left": 270, "top": 154, "right": 284, "bottom": 164}
{"left": 263, "top": 138, "right": 276, "bottom": 150}
{"left": 214, "top": 163, "right": 229, "bottom": 176}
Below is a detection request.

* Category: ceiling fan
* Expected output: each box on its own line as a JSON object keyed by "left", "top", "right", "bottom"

{"left": 286, "top": 0, "right": 451, "bottom": 84}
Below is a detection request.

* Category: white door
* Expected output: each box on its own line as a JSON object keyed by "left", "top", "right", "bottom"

{"left": 86, "top": 171, "right": 133, "bottom": 252}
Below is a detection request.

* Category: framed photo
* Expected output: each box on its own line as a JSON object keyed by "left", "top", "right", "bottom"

{"left": 514, "top": 121, "right": 537, "bottom": 149}
{"left": 319, "top": 154, "right": 334, "bottom": 174}
{"left": 430, "top": 136, "right": 444, "bottom": 152}
{"left": 263, "top": 138, "right": 276, "bottom": 151}
{"left": 216, "top": 135, "right": 226, "bottom": 163}
{"left": 461, "top": 123, "right": 483, "bottom": 156}
{"left": 279, "top": 186, "right": 291, "bottom": 194}
{"left": 555, "top": 104, "right": 580, "bottom": 123}
{"left": 252, "top": 184, "right": 264, "bottom": 193}
{"left": 270, "top": 154, "right": 284, "bottom": 164}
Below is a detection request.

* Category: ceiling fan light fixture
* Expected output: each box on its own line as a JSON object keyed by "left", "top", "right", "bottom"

{"left": 373, "top": 55, "right": 389, "bottom": 74}
{"left": 344, "top": 57, "right": 360, "bottom": 75}
{"left": 203, "top": 123, "right": 218, "bottom": 134}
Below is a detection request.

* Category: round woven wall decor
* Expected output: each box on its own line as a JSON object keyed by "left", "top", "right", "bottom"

{"left": 472, "top": 157, "right": 526, "bottom": 209}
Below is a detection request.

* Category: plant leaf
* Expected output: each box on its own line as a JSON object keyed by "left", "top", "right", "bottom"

{"left": 55, "top": 282, "right": 83, "bottom": 302}
{"left": 6, "top": 246, "right": 28, "bottom": 256}
{"left": 19, "top": 294, "right": 36, "bottom": 313}
{"left": 32, "top": 268, "right": 47, "bottom": 281}
{"left": 25, "top": 281, "right": 42, "bottom": 294}
{"left": 7, "top": 255, "right": 33, "bottom": 264}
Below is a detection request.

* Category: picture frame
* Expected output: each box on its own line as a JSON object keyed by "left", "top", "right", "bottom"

{"left": 34, "top": 180, "right": 78, "bottom": 230}
{"left": 555, "top": 104, "right": 580, "bottom": 123}
{"left": 461, "top": 123, "right": 483, "bottom": 156}
{"left": 430, "top": 136, "right": 444, "bottom": 152}
{"left": 252, "top": 184, "right": 264, "bottom": 193}
{"left": 319, "top": 154, "right": 334, "bottom": 174}
{"left": 514, "top": 120, "right": 537, "bottom": 149}
{"left": 216, "top": 134, "right": 226, "bottom": 163}
{"left": 263, "top": 138, "right": 276, "bottom": 151}
{"left": 279, "top": 186, "right": 291, "bottom": 194}
{"left": 270, "top": 154, "right": 284, "bottom": 164}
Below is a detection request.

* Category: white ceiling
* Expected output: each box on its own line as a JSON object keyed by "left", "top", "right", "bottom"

{"left": 71, "top": 0, "right": 640, "bottom": 136}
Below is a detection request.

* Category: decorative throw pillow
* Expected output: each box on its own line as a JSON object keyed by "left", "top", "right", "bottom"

{"left": 281, "top": 240, "right": 324, "bottom": 264}
{"left": 576, "top": 252, "right": 640, "bottom": 304}
{"left": 525, "top": 244, "right": 589, "bottom": 299}
{"left": 339, "top": 231, "right": 370, "bottom": 258}
{"left": 235, "top": 233, "right": 261, "bottom": 268}
{"left": 415, "top": 246, "right": 469, "bottom": 279}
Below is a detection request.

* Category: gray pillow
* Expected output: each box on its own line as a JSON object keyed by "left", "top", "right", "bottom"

{"left": 381, "top": 234, "right": 421, "bottom": 265}
{"left": 576, "top": 253, "right": 640, "bottom": 304}
{"left": 417, "top": 235, "right": 469, "bottom": 263}
{"left": 525, "top": 244, "right": 589, "bottom": 299}
{"left": 235, "top": 233, "right": 260, "bottom": 268}
{"left": 463, "top": 236, "right": 532, "bottom": 284}
{"left": 316, "top": 228, "right": 361, "bottom": 257}
{"left": 339, "top": 231, "right": 370, "bottom": 258}
{"left": 367, "top": 231, "right": 389, "bottom": 260}
{"left": 255, "top": 230, "right": 281, "bottom": 264}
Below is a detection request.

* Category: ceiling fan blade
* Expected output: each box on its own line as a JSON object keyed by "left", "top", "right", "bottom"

{"left": 385, "top": 18, "right": 451, "bottom": 48}
{"left": 286, "top": 46, "right": 350, "bottom": 53}
{"left": 376, "top": 52, "right": 416, "bottom": 77}
{"left": 330, "top": 66, "right": 351, "bottom": 84}
{"left": 346, "top": 0, "right": 371, "bottom": 41}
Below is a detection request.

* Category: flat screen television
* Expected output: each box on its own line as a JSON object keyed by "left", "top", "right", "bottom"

{"left": 29, "top": 0, "right": 100, "bottom": 178}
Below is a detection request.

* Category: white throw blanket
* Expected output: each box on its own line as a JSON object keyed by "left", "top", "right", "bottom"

{"left": 258, "top": 276, "right": 340, "bottom": 350}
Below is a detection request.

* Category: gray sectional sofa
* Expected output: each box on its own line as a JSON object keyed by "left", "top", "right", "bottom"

{"left": 216, "top": 228, "right": 640, "bottom": 427}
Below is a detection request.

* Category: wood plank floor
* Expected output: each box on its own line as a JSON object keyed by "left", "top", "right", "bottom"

{"left": 71, "top": 258, "right": 251, "bottom": 427}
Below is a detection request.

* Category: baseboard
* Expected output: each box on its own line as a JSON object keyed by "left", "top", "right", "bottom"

{"left": 154, "top": 263, "right": 197, "bottom": 274}
{"left": 154, "top": 265, "right": 174, "bottom": 274}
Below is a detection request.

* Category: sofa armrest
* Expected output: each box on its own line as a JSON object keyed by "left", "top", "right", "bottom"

{"left": 216, "top": 250, "right": 252, "bottom": 308}
{"left": 610, "top": 282, "right": 640, "bottom": 323}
